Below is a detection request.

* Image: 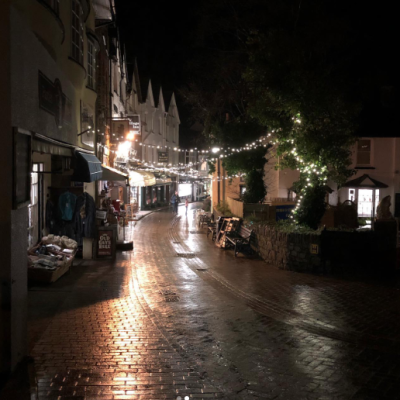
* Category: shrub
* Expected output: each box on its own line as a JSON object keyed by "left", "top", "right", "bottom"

{"left": 203, "top": 197, "right": 211, "bottom": 212}
{"left": 216, "top": 200, "right": 234, "bottom": 216}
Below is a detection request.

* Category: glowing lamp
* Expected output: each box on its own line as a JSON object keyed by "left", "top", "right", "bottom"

{"left": 127, "top": 131, "right": 136, "bottom": 141}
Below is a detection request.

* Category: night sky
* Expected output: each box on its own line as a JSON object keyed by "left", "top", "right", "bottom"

{"left": 114, "top": 0, "right": 200, "bottom": 147}
{"left": 115, "top": 0, "right": 397, "bottom": 145}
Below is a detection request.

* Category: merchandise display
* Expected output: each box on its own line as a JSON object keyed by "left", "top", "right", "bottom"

{"left": 28, "top": 235, "right": 77, "bottom": 283}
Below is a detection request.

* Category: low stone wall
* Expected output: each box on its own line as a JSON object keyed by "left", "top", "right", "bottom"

{"left": 252, "top": 225, "right": 321, "bottom": 272}
{"left": 252, "top": 223, "right": 397, "bottom": 275}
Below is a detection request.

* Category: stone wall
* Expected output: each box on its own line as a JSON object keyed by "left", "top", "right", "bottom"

{"left": 252, "top": 223, "right": 397, "bottom": 275}
{"left": 252, "top": 225, "right": 321, "bottom": 272}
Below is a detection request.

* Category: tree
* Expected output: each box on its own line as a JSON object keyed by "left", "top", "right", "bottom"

{"left": 222, "top": 146, "right": 269, "bottom": 203}
{"left": 243, "top": 0, "right": 367, "bottom": 228}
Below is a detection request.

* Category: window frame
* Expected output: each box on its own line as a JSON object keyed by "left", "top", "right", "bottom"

{"left": 87, "top": 39, "right": 96, "bottom": 90}
{"left": 71, "top": 0, "right": 84, "bottom": 65}
{"left": 356, "top": 138, "right": 373, "bottom": 167}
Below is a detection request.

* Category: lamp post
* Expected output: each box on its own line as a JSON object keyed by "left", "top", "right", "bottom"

{"left": 211, "top": 148, "right": 221, "bottom": 204}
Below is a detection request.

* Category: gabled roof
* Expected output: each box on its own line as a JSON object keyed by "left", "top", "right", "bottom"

{"left": 168, "top": 93, "right": 180, "bottom": 124}
{"left": 343, "top": 174, "right": 388, "bottom": 189}
{"left": 131, "top": 58, "right": 142, "bottom": 103}
{"left": 146, "top": 80, "right": 155, "bottom": 107}
{"left": 158, "top": 87, "right": 165, "bottom": 112}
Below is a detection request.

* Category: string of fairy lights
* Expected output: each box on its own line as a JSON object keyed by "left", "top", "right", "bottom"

{"left": 96, "top": 113, "right": 323, "bottom": 224}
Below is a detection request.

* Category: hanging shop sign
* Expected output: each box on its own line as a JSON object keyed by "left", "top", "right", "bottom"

{"left": 38, "top": 71, "right": 72, "bottom": 130}
{"left": 158, "top": 151, "right": 169, "bottom": 163}
{"left": 128, "top": 115, "right": 141, "bottom": 135}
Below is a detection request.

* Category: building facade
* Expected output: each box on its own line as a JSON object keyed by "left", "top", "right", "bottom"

{"left": 1, "top": 0, "right": 104, "bottom": 376}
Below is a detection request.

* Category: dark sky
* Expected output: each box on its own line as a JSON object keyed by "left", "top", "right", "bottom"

{"left": 114, "top": 0, "right": 397, "bottom": 144}
{"left": 114, "top": 1, "right": 200, "bottom": 147}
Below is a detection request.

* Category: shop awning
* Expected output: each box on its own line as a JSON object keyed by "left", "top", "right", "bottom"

{"left": 129, "top": 170, "right": 156, "bottom": 187}
{"left": 342, "top": 174, "right": 388, "bottom": 189}
{"left": 101, "top": 165, "right": 128, "bottom": 182}
{"left": 72, "top": 152, "right": 102, "bottom": 182}
{"left": 154, "top": 172, "right": 172, "bottom": 185}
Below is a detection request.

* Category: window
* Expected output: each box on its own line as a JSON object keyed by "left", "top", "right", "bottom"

{"left": 87, "top": 40, "right": 96, "bottom": 89}
{"left": 71, "top": 0, "right": 84, "bottom": 64}
{"left": 356, "top": 139, "right": 371, "bottom": 165}
{"left": 113, "top": 62, "right": 119, "bottom": 94}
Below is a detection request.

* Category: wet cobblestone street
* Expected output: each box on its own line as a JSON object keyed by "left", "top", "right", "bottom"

{"left": 28, "top": 204, "right": 400, "bottom": 399}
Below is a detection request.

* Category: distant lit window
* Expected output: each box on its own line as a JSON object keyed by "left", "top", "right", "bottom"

{"left": 356, "top": 139, "right": 371, "bottom": 165}
{"left": 71, "top": 0, "right": 84, "bottom": 64}
{"left": 87, "top": 40, "right": 96, "bottom": 89}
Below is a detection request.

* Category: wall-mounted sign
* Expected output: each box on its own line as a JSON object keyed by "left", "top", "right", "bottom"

{"left": 38, "top": 71, "right": 72, "bottom": 129}
{"left": 310, "top": 244, "right": 319, "bottom": 255}
{"left": 158, "top": 151, "right": 169, "bottom": 163}
{"left": 275, "top": 205, "right": 295, "bottom": 221}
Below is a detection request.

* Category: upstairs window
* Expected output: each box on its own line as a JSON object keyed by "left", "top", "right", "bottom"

{"left": 356, "top": 139, "right": 371, "bottom": 165}
{"left": 71, "top": 0, "right": 84, "bottom": 65}
{"left": 87, "top": 40, "right": 96, "bottom": 89}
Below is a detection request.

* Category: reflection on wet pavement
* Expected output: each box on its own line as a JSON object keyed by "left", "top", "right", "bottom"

{"left": 29, "top": 204, "right": 400, "bottom": 399}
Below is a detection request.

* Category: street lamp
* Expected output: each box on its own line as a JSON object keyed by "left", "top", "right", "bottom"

{"left": 211, "top": 147, "right": 220, "bottom": 153}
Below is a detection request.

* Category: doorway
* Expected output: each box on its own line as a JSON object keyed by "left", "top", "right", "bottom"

{"left": 28, "top": 163, "right": 44, "bottom": 248}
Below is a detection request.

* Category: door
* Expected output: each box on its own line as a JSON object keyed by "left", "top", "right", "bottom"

{"left": 357, "top": 189, "right": 379, "bottom": 218}
{"left": 27, "top": 163, "right": 44, "bottom": 248}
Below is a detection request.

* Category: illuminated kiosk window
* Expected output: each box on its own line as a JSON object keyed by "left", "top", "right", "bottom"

{"left": 349, "top": 188, "right": 380, "bottom": 218}
{"left": 358, "top": 189, "right": 379, "bottom": 217}
{"left": 179, "top": 183, "right": 192, "bottom": 197}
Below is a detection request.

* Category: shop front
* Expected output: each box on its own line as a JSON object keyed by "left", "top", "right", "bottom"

{"left": 129, "top": 170, "right": 156, "bottom": 210}
{"left": 27, "top": 133, "right": 103, "bottom": 283}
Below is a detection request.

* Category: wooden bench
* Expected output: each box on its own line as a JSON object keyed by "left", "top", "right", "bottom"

{"left": 198, "top": 213, "right": 212, "bottom": 228}
{"left": 226, "top": 225, "right": 254, "bottom": 257}
{"left": 207, "top": 223, "right": 217, "bottom": 240}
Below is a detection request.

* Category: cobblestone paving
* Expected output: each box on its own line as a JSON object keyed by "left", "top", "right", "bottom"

{"left": 131, "top": 206, "right": 400, "bottom": 399}
{"left": 31, "top": 253, "right": 222, "bottom": 399}
{"left": 30, "top": 204, "right": 400, "bottom": 400}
